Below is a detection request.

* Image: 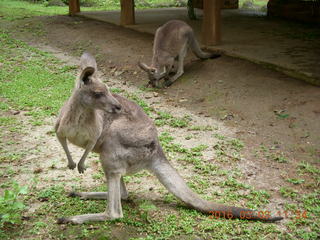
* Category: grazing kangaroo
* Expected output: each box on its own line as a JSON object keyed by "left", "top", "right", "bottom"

{"left": 55, "top": 53, "right": 282, "bottom": 224}
{"left": 139, "top": 20, "right": 220, "bottom": 88}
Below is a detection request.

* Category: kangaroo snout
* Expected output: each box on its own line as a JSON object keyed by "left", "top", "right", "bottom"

{"left": 109, "top": 96, "right": 122, "bottom": 113}
{"left": 111, "top": 103, "right": 122, "bottom": 113}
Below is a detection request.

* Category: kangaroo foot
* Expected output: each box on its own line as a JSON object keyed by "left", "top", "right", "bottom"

{"left": 68, "top": 191, "right": 108, "bottom": 200}
{"left": 57, "top": 213, "right": 109, "bottom": 224}
{"left": 163, "top": 79, "right": 173, "bottom": 88}
{"left": 67, "top": 161, "right": 76, "bottom": 170}
{"left": 77, "top": 162, "right": 86, "bottom": 174}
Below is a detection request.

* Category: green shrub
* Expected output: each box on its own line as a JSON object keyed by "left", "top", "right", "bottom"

{"left": 0, "top": 182, "right": 28, "bottom": 227}
{"left": 46, "top": 0, "right": 66, "bottom": 6}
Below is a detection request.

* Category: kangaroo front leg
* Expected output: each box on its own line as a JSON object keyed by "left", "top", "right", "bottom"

{"left": 172, "top": 45, "right": 187, "bottom": 81}
{"left": 77, "top": 141, "right": 95, "bottom": 174}
{"left": 108, "top": 173, "right": 123, "bottom": 219}
{"left": 165, "top": 45, "right": 187, "bottom": 86}
{"left": 69, "top": 177, "right": 128, "bottom": 200}
{"left": 170, "top": 59, "right": 179, "bottom": 73}
{"left": 57, "top": 136, "right": 76, "bottom": 170}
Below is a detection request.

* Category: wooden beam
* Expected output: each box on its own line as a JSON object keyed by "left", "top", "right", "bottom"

{"left": 120, "top": 0, "right": 135, "bottom": 25}
{"left": 202, "top": 0, "right": 221, "bottom": 45}
{"left": 69, "top": 0, "right": 80, "bottom": 16}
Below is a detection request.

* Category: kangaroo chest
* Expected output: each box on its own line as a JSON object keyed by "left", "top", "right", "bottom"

{"left": 62, "top": 113, "right": 102, "bottom": 149}
{"left": 66, "top": 125, "right": 92, "bottom": 148}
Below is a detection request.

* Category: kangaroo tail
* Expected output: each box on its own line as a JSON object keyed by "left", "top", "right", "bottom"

{"left": 188, "top": 31, "right": 221, "bottom": 60}
{"left": 151, "top": 154, "right": 282, "bottom": 222}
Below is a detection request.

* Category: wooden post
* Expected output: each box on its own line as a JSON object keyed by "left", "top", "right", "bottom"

{"left": 202, "top": 0, "right": 221, "bottom": 45}
{"left": 120, "top": 0, "right": 135, "bottom": 25}
{"left": 69, "top": 0, "right": 80, "bottom": 16}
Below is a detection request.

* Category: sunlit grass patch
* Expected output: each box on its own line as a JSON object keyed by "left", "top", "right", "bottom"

{"left": 0, "top": 31, "right": 75, "bottom": 123}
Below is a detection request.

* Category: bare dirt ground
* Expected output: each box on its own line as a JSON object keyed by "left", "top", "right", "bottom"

{"left": 1, "top": 14, "right": 319, "bottom": 239}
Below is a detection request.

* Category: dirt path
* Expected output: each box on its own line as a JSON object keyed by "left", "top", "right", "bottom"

{"left": 1, "top": 14, "right": 319, "bottom": 239}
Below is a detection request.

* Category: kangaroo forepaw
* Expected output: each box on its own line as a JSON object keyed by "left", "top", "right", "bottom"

{"left": 68, "top": 191, "right": 80, "bottom": 198}
{"left": 57, "top": 217, "right": 70, "bottom": 224}
{"left": 145, "top": 81, "right": 152, "bottom": 88}
{"left": 209, "top": 53, "right": 221, "bottom": 59}
{"left": 163, "top": 79, "right": 173, "bottom": 88}
{"left": 77, "top": 163, "right": 86, "bottom": 174}
{"left": 68, "top": 191, "right": 88, "bottom": 200}
{"left": 67, "top": 162, "right": 76, "bottom": 170}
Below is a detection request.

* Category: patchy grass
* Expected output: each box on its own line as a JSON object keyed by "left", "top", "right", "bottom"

{"left": 154, "top": 111, "right": 191, "bottom": 128}
{"left": 0, "top": 32, "right": 288, "bottom": 237}
{"left": 0, "top": 0, "right": 122, "bottom": 21}
{"left": 0, "top": 0, "right": 69, "bottom": 21}
{"left": 239, "top": 0, "right": 268, "bottom": 9}
{"left": 0, "top": 0, "right": 186, "bottom": 22}
{"left": 213, "top": 137, "right": 244, "bottom": 162}
{"left": 91, "top": 0, "right": 186, "bottom": 9}
{"left": 0, "top": 30, "right": 75, "bottom": 124}
{"left": 0, "top": 182, "right": 28, "bottom": 238}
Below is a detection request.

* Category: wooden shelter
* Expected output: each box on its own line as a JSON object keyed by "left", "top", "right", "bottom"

{"left": 68, "top": 0, "right": 221, "bottom": 45}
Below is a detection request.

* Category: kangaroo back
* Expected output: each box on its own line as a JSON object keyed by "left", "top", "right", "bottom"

{"left": 151, "top": 151, "right": 282, "bottom": 221}
{"left": 187, "top": 31, "right": 220, "bottom": 59}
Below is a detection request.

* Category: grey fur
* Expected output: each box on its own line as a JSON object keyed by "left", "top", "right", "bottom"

{"left": 139, "top": 20, "right": 220, "bottom": 88}
{"left": 55, "top": 53, "right": 282, "bottom": 224}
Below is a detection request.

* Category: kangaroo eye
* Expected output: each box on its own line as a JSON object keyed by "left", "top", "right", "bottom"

{"left": 149, "top": 68, "right": 156, "bottom": 74}
{"left": 93, "top": 92, "right": 104, "bottom": 98}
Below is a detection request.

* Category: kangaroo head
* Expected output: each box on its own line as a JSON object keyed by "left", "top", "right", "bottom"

{"left": 77, "top": 53, "right": 122, "bottom": 114}
{"left": 138, "top": 62, "right": 167, "bottom": 87}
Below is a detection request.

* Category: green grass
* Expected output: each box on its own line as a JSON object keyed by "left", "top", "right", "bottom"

{"left": 30, "top": 183, "right": 283, "bottom": 240}
{"left": 94, "top": 0, "right": 186, "bottom": 9}
{"left": 0, "top": 0, "right": 185, "bottom": 22}
{"left": 0, "top": 0, "right": 130, "bottom": 21}
{"left": 239, "top": 0, "right": 268, "bottom": 8}
{"left": 0, "top": 0, "right": 69, "bottom": 21}
{"left": 154, "top": 111, "right": 191, "bottom": 128}
{"left": 0, "top": 30, "right": 75, "bottom": 123}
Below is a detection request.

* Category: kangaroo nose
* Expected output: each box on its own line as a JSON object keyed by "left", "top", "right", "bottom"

{"left": 112, "top": 104, "right": 122, "bottom": 113}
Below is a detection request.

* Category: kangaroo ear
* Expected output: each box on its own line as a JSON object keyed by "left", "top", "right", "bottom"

{"left": 138, "top": 62, "right": 151, "bottom": 72}
{"left": 80, "top": 67, "right": 95, "bottom": 85}
{"left": 80, "top": 52, "right": 97, "bottom": 72}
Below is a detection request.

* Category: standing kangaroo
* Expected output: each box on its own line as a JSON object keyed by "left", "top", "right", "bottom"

{"left": 139, "top": 20, "right": 220, "bottom": 88}
{"left": 55, "top": 53, "right": 282, "bottom": 224}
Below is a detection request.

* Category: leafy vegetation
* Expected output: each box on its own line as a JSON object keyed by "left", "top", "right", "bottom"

{"left": 155, "top": 111, "right": 191, "bottom": 128}
{"left": 0, "top": 182, "right": 28, "bottom": 232}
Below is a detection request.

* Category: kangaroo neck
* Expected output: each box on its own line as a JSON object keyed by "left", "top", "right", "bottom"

{"left": 151, "top": 51, "right": 169, "bottom": 70}
{"left": 67, "top": 93, "right": 97, "bottom": 125}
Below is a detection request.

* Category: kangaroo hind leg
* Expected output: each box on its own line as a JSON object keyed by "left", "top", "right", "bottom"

{"left": 69, "top": 177, "right": 128, "bottom": 200}
{"left": 57, "top": 173, "right": 123, "bottom": 224}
